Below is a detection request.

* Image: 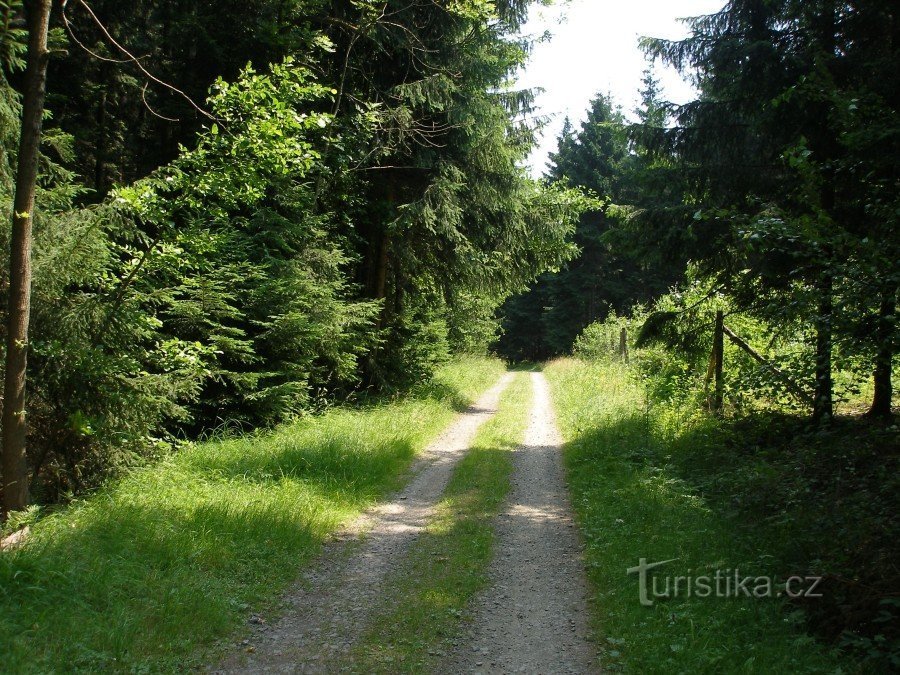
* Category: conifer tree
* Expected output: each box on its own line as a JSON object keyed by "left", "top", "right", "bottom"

{"left": 1, "top": 0, "right": 51, "bottom": 516}
{"left": 498, "top": 89, "right": 683, "bottom": 360}
{"left": 641, "top": 0, "right": 899, "bottom": 421}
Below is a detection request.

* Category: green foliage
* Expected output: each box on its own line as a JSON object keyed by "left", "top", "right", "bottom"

{"left": 637, "top": 0, "right": 900, "bottom": 418}
{"left": 0, "top": 62, "right": 216, "bottom": 498}
{"left": 288, "top": 0, "right": 587, "bottom": 384}
{"left": 0, "top": 0, "right": 585, "bottom": 499}
{"left": 115, "top": 59, "right": 380, "bottom": 427}
{"left": 0, "top": 0, "right": 26, "bottom": 73}
{"left": 498, "top": 88, "right": 682, "bottom": 361}
{"left": 445, "top": 290, "right": 503, "bottom": 355}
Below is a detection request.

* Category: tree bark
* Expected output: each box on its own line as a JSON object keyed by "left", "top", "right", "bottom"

{"left": 374, "top": 234, "right": 389, "bottom": 301}
{"left": 867, "top": 286, "right": 895, "bottom": 418}
{"left": 813, "top": 278, "right": 834, "bottom": 424}
{"left": 94, "top": 77, "right": 108, "bottom": 194}
{"left": 619, "top": 327, "right": 629, "bottom": 363}
{"left": 810, "top": 0, "right": 837, "bottom": 425}
{"left": 1, "top": 0, "right": 52, "bottom": 517}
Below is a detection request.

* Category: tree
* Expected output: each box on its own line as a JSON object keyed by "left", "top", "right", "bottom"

{"left": 2, "top": 0, "right": 51, "bottom": 515}
{"left": 313, "top": 0, "right": 582, "bottom": 382}
{"left": 49, "top": 0, "right": 321, "bottom": 196}
{"left": 498, "top": 88, "right": 682, "bottom": 360}
{"left": 640, "top": 0, "right": 899, "bottom": 421}
{"left": 0, "top": 0, "right": 587, "bottom": 503}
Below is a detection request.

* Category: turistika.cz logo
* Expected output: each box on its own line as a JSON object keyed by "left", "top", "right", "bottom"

{"left": 626, "top": 558, "right": 824, "bottom": 607}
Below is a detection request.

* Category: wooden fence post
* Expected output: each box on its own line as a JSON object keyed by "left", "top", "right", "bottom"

{"left": 713, "top": 310, "right": 724, "bottom": 413}
{"left": 619, "top": 327, "right": 629, "bottom": 364}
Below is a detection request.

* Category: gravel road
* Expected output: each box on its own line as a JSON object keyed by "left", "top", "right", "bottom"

{"left": 216, "top": 370, "right": 598, "bottom": 674}
{"left": 442, "top": 371, "right": 599, "bottom": 674}
{"left": 215, "top": 373, "right": 514, "bottom": 674}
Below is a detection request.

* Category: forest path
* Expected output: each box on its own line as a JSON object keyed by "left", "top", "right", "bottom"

{"left": 442, "top": 371, "right": 598, "bottom": 674}
{"left": 215, "top": 372, "right": 515, "bottom": 674}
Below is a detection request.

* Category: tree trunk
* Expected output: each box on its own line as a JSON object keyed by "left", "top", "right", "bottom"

{"left": 810, "top": 0, "right": 837, "bottom": 426}
{"left": 813, "top": 278, "right": 834, "bottom": 424}
{"left": 374, "top": 234, "right": 389, "bottom": 301}
{"left": 94, "top": 76, "right": 108, "bottom": 194}
{"left": 867, "top": 286, "right": 895, "bottom": 418}
{"left": 1, "top": 0, "right": 52, "bottom": 518}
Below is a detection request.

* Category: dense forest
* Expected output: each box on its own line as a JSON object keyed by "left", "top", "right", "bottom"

{"left": 0, "top": 0, "right": 897, "bottom": 672}
{"left": 0, "top": 0, "right": 586, "bottom": 508}
{"left": 503, "top": 0, "right": 899, "bottom": 417}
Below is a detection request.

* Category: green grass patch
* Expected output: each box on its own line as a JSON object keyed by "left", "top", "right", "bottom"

{"left": 545, "top": 357, "right": 861, "bottom": 674}
{"left": 347, "top": 371, "right": 533, "bottom": 673}
{"left": 0, "top": 357, "right": 505, "bottom": 673}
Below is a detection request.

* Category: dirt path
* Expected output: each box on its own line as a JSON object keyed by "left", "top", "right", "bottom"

{"left": 215, "top": 373, "right": 514, "bottom": 674}
{"left": 442, "top": 371, "right": 599, "bottom": 674}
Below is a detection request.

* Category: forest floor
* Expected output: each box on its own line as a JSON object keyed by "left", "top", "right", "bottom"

{"left": 215, "top": 369, "right": 599, "bottom": 674}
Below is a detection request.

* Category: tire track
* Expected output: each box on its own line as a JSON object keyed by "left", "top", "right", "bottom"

{"left": 215, "top": 372, "right": 515, "bottom": 674}
{"left": 443, "top": 371, "right": 598, "bottom": 674}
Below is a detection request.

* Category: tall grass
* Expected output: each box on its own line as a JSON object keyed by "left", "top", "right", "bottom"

{"left": 545, "top": 358, "right": 855, "bottom": 674}
{"left": 0, "top": 357, "right": 505, "bottom": 673}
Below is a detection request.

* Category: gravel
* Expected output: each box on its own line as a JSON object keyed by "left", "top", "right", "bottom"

{"left": 213, "top": 373, "right": 514, "bottom": 674}
{"left": 441, "top": 371, "right": 599, "bottom": 675}
{"left": 214, "top": 371, "right": 599, "bottom": 674}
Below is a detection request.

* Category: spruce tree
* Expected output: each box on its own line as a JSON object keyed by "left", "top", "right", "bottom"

{"left": 641, "top": 0, "right": 899, "bottom": 421}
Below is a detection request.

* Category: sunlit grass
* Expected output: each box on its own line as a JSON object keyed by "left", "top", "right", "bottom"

{"left": 545, "top": 357, "right": 854, "bottom": 674}
{"left": 0, "top": 356, "right": 505, "bottom": 673}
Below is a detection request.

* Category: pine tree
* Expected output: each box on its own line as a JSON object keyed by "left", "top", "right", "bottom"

{"left": 498, "top": 92, "right": 677, "bottom": 359}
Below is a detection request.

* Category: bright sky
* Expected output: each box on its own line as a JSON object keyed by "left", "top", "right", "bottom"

{"left": 517, "top": 0, "right": 725, "bottom": 176}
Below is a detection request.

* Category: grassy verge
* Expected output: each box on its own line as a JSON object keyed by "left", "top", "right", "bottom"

{"left": 347, "top": 371, "right": 533, "bottom": 673}
{"left": 545, "top": 357, "right": 864, "bottom": 674}
{"left": 0, "top": 356, "right": 505, "bottom": 673}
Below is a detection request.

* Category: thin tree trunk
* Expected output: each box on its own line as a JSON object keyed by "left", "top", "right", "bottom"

{"left": 94, "top": 80, "right": 107, "bottom": 194}
{"left": 810, "top": 0, "right": 837, "bottom": 425}
{"left": 867, "top": 286, "right": 895, "bottom": 418}
{"left": 813, "top": 278, "right": 834, "bottom": 424}
{"left": 1, "top": 0, "right": 52, "bottom": 517}
{"left": 374, "top": 234, "right": 389, "bottom": 301}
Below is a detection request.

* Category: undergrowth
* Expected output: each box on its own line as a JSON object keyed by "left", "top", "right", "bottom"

{"left": 546, "top": 357, "right": 896, "bottom": 673}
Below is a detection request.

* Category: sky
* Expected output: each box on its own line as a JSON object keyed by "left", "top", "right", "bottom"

{"left": 517, "top": 0, "right": 725, "bottom": 176}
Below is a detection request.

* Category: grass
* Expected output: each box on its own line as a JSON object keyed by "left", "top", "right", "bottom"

{"left": 0, "top": 356, "right": 506, "bottom": 673}
{"left": 545, "top": 357, "right": 865, "bottom": 674}
{"left": 346, "top": 371, "right": 533, "bottom": 673}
